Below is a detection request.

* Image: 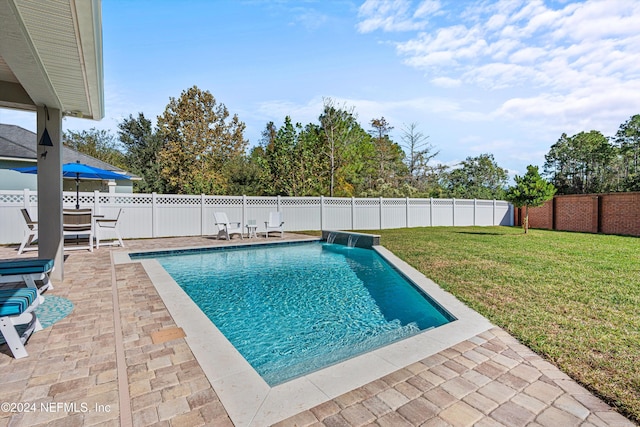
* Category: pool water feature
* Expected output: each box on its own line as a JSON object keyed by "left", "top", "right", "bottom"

{"left": 144, "top": 242, "right": 454, "bottom": 385}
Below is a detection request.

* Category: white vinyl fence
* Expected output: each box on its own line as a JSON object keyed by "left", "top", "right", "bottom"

{"left": 0, "top": 189, "right": 513, "bottom": 244}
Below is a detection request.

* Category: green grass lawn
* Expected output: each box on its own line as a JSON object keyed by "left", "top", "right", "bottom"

{"left": 344, "top": 226, "right": 639, "bottom": 422}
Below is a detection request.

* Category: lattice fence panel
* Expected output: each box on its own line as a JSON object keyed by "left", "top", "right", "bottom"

{"left": 62, "top": 193, "right": 95, "bottom": 208}
{"left": 382, "top": 198, "right": 406, "bottom": 206}
{"left": 157, "top": 195, "right": 201, "bottom": 205}
{"left": 205, "top": 196, "right": 244, "bottom": 206}
{"left": 98, "top": 194, "right": 153, "bottom": 205}
{"left": 325, "top": 198, "right": 352, "bottom": 206}
{"left": 0, "top": 193, "right": 24, "bottom": 204}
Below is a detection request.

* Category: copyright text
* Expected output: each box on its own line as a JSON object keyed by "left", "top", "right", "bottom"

{"left": 1, "top": 402, "right": 111, "bottom": 413}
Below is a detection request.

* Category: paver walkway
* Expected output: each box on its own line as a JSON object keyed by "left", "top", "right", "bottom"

{"left": 276, "top": 327, "right": 634, "bottom": 427}
{"left": 0, "top": 235, "right": 635, "bottom": 427}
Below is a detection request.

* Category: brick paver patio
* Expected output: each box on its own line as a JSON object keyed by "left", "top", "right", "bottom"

{"left": 0, "top": 235, "right": 635, "bottom": 426}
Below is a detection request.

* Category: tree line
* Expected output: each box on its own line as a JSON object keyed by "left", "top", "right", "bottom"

{"left": 544, "top": 115, "right": 640, "bottom": 194}
{"left": 63, "top": 85, "right": 509, "bottom": 199}
{"left": 62, "top": 85, "right": 640, "bottom": 199}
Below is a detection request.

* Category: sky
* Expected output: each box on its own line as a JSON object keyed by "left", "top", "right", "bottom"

{"left": 2, "top": 0, "right": 640, "bottom": 178}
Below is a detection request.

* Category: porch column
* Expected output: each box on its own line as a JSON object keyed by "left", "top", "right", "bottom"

{"left": 36, "top": 106, "right": 64, "bottom": 281}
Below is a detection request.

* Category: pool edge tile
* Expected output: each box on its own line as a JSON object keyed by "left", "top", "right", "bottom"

{"left": 250, "top": 377, "right": 330, "bottom": 426}
{"left": 304, "top": 351, "right": 398, "bottom": 398}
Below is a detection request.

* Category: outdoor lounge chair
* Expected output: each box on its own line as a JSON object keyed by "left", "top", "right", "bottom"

{"left": 18, "top": 209, "right": 38, "bottom": 255}
{"left": 264, "top": 211, "right": 284, "bottom": 238}
{"left": 0, "top": 288, "right": 40, "bottom": 358}
{"left": 214, "top": 212, "right": 243, "bottom": 240}
{"left": 95, "top": 209, "right": 124, "bottom": 248}
{"left": 0, "top": 259, "right": 55, "bottom": 298}
{"left": 63, "top": 209, "right": 94, "bottom": 252}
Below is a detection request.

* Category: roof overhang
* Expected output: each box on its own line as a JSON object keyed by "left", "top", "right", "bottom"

{"left": 0, "top": 0, "right": 104, "bottom": 120}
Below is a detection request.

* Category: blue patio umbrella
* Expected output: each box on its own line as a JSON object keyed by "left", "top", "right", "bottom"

{"left": 13, "top": 161, "right": 131, "bottom": 209}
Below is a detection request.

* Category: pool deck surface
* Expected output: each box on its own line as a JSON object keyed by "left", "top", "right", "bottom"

{"left": 0, "top": 234, "right": 635, "bottom": 427}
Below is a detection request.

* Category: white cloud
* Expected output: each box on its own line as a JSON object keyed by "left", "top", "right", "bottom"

{"left": 357, "top": 0, "right": 441, "bottom": 33}
{"left": 360, "top": 0, "right": 640, "bottom": 147}
{"left": 550, "top": 1, "right": 639, "bottom": 42}
{"left": 508, "top": 46, "right": 546, "bottom": 64}
{"left": 393, "top": 0, "right": 640, "bottom": 92}
{"left": 462, "top": 62, "right": 544, "bottom": 90}
{"left": 414, "top": 0, "right": 441, "bottom": 18}
{"left": 495, "top": 78, "right": 640, "bottom": 137}
{"left": 398, "top": 24, "right": 490, "bottom": 69}
{"left": 485, "top": 12, "right": 506, "bottom": 31}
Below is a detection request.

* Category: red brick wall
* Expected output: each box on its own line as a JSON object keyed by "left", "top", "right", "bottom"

{"left": 526, "top": 203, "right": 553, "bottom": 229}
{"left": 555, "top": 195, "right": 598, "bottom": 233}
{"left": 600, "top": 192, "right": 640, "bottom": 236}
{"left": 514, "top": 192, "right": 640, "bottom": 237}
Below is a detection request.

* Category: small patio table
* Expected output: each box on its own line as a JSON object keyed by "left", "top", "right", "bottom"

{"left": 246, "top": 221, "right": 258, "bottom": 239}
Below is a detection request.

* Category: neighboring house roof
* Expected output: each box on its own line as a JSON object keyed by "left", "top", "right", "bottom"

{"left": 0, "top": 124, "right": 38, "bottom": 160}
{"left": 0, "top": 123, "right": 137, "bottom": 178}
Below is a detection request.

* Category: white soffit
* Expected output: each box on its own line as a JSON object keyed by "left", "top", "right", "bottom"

{"left": 0, "top": 0, "right": 104, "bottom": 120}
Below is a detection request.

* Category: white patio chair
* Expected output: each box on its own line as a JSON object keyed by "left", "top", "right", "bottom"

{"left": 63, "top": 209, "right": 94, "bottom": 252}
{"left": 17, "top": 209, "right": 38, "bottom": 255}
{"left": 0, "top": 258, "right": 55, "bottom": 300}
{"left": 264, "top": 211, "right": 284, "bottom": 238}
{"left": 0, "top": 287, "right": 41, "bottom": 358}
{"left": 214, "top": 212, "right": 243, "bottom": 240}
{"left": 95, "top": 209, "right": 125, "bottom": 248}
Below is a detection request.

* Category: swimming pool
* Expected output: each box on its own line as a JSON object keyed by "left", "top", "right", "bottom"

{"left": 135, "top": 241, "right": 454, "bottom": 385}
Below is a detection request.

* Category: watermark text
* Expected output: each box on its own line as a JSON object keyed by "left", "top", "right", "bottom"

{"left": 1, "top": 401, "right": 111, "bottom": 413}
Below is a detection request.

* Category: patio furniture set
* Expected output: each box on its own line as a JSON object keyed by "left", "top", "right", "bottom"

{"left": 19, "top": 209, "right": 283, "bottom": 254}
{"left": 18, "top": 208, "right": 125, "bottom": 254}
{"left": 214, "top": 211, "right": 284, "bottom": 240}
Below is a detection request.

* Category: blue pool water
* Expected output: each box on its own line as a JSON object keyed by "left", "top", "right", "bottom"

{"left": 139, "top": 242, "right": 454, "bottom": 385}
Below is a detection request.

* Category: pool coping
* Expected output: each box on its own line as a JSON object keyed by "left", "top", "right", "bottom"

{"left": 115, "top": 239, "right": 494, "bottom": 427}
